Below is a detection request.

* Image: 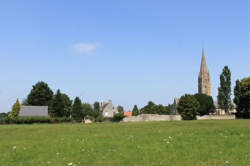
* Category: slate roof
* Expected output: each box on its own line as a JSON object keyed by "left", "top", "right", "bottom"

{"left": 19, "top": 106, "right": 49, "bottom": 117}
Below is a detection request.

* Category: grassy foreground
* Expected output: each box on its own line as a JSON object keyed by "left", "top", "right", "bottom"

{"left": 0, "top": 120, "right": 249, "bottom": 166}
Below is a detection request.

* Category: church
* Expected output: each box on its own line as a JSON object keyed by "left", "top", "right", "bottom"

{"left": 171, "top": 49, "right": 236, "bottom": 115}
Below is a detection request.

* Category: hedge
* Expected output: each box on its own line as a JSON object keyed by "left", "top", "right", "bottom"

{"left": 0, "top": 116, "right": 72, "bottom": 124}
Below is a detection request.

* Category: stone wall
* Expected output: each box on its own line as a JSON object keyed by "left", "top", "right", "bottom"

{"left": 123, "top": 114, "right": 235, "bottom": 122}
{"left": 123, "top": 114, "right": 182, "bottom": 122}
{"left": 196, "top": 115, "right": 235, "bottom": 120}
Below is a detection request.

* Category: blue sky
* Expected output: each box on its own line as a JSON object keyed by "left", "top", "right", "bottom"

{"left": 0, "top": 0, "right": 249, "bottom": 112}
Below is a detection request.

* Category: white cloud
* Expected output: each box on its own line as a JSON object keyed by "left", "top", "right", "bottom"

{"left": 72, "top": 42, "right": 101, "bottom": 54}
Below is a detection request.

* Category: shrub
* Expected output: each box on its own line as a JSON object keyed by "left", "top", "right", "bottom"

{"left": 112, "top": 112, "right": 124, "bottom": 122}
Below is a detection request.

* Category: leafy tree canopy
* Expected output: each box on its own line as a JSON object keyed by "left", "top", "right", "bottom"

{"left": 194, "top": 93, "right": 215, "bottom": 115}
{"left": 217, "top": 66, "right": 232, "bottom": 114}
{"left": 177, "top": 94, "right": 200, "bottom": 120}
{"left": 50, "top": 89, "right": 67, "bottom": 117}
{"left": 132, "top": 105, "right": 139, "bottom": 116}
{"left": 27, "top": 81, "right": 53, "bottom": 106}
{"left": 71, "top": 97, "right": 83, "bottom": 121}
{"left": 234, "top": 77, "right": 250, "bottom": 118}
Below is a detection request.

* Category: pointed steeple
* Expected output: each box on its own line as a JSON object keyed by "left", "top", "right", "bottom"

{"left": 200, "top": 48, "right": 208, "bottom": 73}
{"left": 198, "top": 48, "right": 211, "bottom": 96}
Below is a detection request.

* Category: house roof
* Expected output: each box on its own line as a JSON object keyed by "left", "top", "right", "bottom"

{"left": 19, "top": 106, "right": 49, "bottom": 116}
{"left": 124, "top": 111, "right": 132, "bottom": 116}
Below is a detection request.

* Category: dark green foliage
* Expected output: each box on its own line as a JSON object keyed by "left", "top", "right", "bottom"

{"left": 71, "top": 97, "right": 83, "bottom": 121}
{"left": 234, "top": 77, "right": 250, "bottom": 118}
{"left": 177, "top": 94, "right": 200, "bottom": 120}
{"left": 194, "top": 93, "right": 215, "bottom": 115}
{"left": 0, "top": 116, "right": 71, "bottom": 124}
{"left": 112, "top": 112, "right": 124, "bottom": 122}
{"left": 27, "top": 81, "right": 53, "bottom": 106}
{"left": 117, "top": 105, "right": 124, "bottom": 114}
{"left": 61, "top": 93, "right": 72, "bottom": 117}
{"left": 140, "top": 101, "right": 169, "bottom": 114}
{"left": 132, "top": 105, "right": 139, "bottom": 116}
{"left": 82, "top": 103, "right": 93, "bottom": 119}
{"left": 92, "top": 102, "right": 101, "bottom": 121}
{"left": 0, "top": 112, "right": 8, "bottom": 118}
{"left": 217, "top": 66, "right": 232, "bottom": 114}
{"left": 95, "top": 114, "right": 105, "bottom": 122}
{"left": 50, "top": 89, "right": 67, "bottom": 117}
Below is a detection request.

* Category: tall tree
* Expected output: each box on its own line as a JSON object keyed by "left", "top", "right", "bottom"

{"left": 132, "top": 105, "right": 139, "bottom": 116}
{"left": 50, "top": 89, "right": 66, "bottom": 117}
{"left": 27, "top": 81, "right": 53, "bottom": 106}
{"left": 92, "top": 101, "right": 101, "bottom": 121}
{"left": 61, "top": 93, "right": 72, "bottom": 117}
{"left": 217, "top": 66, "right": 232, "bottom": 114}
{"left": 234, "top": 77, "right": 250, "bottom": 118}
{"left": 71, "top": 97, "right": 83, "bottom": 121}
{"left": 177, "top": 94, "right": 200, "bottom": 120}
{"left": 194, "top": 93, "right": 215, "bottom": 115}
{"left": 8, "top": 99, "right": 21, "bottom": 118}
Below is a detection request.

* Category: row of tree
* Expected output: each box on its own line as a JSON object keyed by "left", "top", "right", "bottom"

{"left": 177, "top": 66, "right": 250, "bottom": 119}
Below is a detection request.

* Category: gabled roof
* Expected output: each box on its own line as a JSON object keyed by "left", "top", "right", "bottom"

{"left": 19, "top": 106, "right": 48, "bottom": 116}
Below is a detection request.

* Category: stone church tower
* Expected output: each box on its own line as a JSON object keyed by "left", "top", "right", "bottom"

{"left": 198, "top": 48, "right": 211, "bottom": 96}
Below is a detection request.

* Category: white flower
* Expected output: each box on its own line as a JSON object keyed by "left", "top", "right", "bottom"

{"left": 47, "top": 161, "right": 51, "bottom": 164}
{"left": 56, "top": 152, "right": 60, "bottom": 155}
{"left": 68, "top": 162, "right": 73, "bottom": 166}
{"left": 167, "top": 141, "right": 170, "bottom": 144}
{"left": 225, "top": 161, "right": 229, "bottom": 164}
{"left": 12, "top": 146, "right": 16, "bottom": 150}
{"left": 169, "top": 136, "right": 172, "bottom": 139}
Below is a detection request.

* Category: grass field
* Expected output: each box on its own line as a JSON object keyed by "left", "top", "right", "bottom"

{"left": 0, "top": 120, "right": 249, "bottom": 166}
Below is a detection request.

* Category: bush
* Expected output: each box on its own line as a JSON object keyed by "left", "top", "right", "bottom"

{"left": 112, "top": 113, "right": 124, "bottom": 122}
{"left": 95, "top": 115, "right": 105, "bottom": 122}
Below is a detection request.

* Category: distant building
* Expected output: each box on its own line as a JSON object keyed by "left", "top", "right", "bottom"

{"left": 124, "top": 111, "right": 132, "bottom": 116}
{"left": 213, "top": 101, "right": 236, "bottom": 115}
{"left": 19, "top": 106, "right": 49, "bottom": 116}
{"left": 100, "top": 100, "right": 118, "bottom": 118}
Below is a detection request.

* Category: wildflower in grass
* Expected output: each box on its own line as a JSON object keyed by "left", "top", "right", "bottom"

{"left": 12, "top": 146, "right": 16, "bottom": 150}
{"left": 225, "top": 161, "right": 229, "bottom": 164}
{"left": 47, "top": 161, "right": 51, "bottom": 164}
{"left": 56, "top": 152, "right": 60, "bottom": 155}
{"left": 169, "top": 136, "right": 172, "bottom": 139}
{"left": 167, "top": 141, "right": 170, "bottom": 144}
{"left": 68, "top": 162, "right": 73, "bottom": 166}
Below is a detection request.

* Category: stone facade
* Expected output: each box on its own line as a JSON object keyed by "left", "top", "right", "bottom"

{"left": 100, "top": 100, "right": 118, "bottom": 118}
{"left": 198, "top": 48, "right": 211, "bottom": 96}
{"left": 196, "top": 115, "right": 235, "bottom": 120}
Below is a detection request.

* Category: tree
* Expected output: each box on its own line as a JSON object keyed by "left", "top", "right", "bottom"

{"left": 50, "top": 89, "right": 67, "bottom": 117}
{"left": 194, "top": 93, "right": 215, "bottom": 115}
{"left": 8, "top": 99, "right": 21, "bottom": 118}
{"left": 82, "top": 103, "right": 93, "bottom": 119}
{"left": 234, "top": 77, "right": 250, "bottom": 118}
{"left": 217, "top": 66, "right": 232, "bottom": 114}
{"left": 117, "top": 105, "right": 124, "bottom": 114}
{"left": 27, "top": 81, "right": 53, "bottom": 106}
{"left": 92, "top": 101, "right": 101, "bottom": 121}
{"left": 61, "top": 93, "right": 72, "bottom": 117}
{"left": 71, "top": 97, "right": 83, "bottom": 121}
{"left": 132, "top": 105, "right": 139, "bottom": 116}
{"left": 177, "top": 94, "right": 200, "bottom": 120}
{"left": 140, "top": 101, "right": 156, "bottom": 114}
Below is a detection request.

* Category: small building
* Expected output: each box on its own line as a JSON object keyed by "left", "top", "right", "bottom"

{"left": 213, "top": 101, "right": 236, "bottom": 115}
{"left": 19, "top": 106, "right": 49, "bottom": 117}
{"left": 124, "top": 111, "right": 132, "bottom": 116}
{"left": 100, "top": 100, "right": 118, "bottom": 118}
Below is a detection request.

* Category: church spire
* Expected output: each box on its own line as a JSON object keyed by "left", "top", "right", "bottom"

{"left": 198, "top": 48, "right": 211, "bottom": 96}
{"left": 200, "top": 48, "right": 208, "bottom": 73}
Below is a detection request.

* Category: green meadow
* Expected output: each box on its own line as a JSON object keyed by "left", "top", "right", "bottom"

{"left": 0, "top": 120, "right": 249, "bottom": 166}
